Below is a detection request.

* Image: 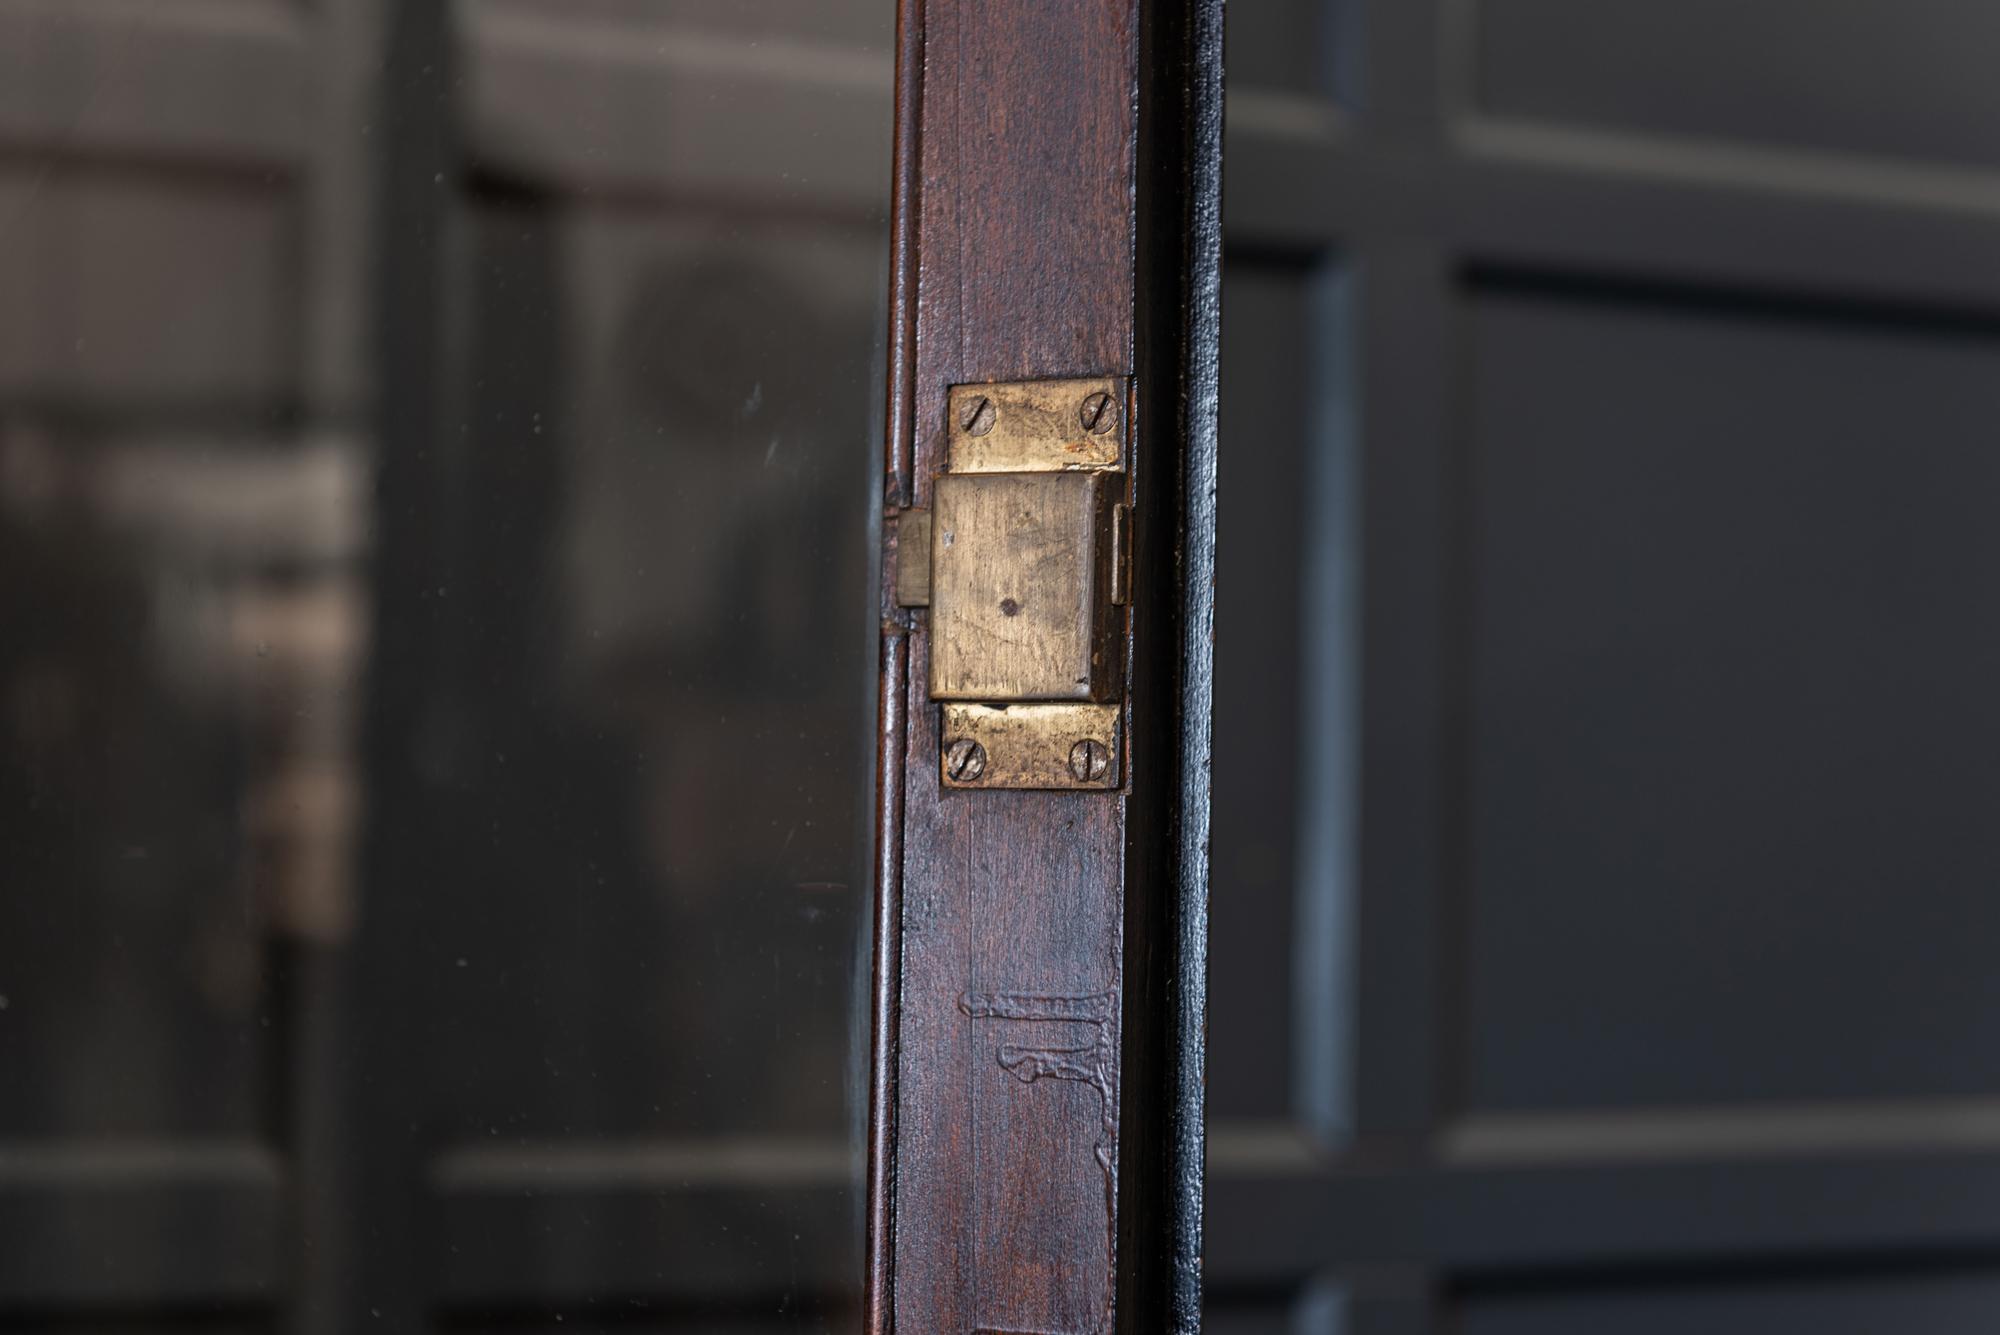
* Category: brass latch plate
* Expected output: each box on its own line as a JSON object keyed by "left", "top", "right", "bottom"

{"left": 947, "top": 377, "right": 1124, "bottom": 474}
{"left": 913, "top": 375, "right": 1132, "bottom": 791}
{"left": 940, "top": 702, "right": 1122, "bottom": 791}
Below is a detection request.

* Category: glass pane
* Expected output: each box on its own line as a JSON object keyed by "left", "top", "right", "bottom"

{"left": 0, "top": 0, "right": 891, "bottom": 1327}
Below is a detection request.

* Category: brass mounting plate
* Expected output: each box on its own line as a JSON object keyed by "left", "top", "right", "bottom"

{"left": 896, "top": 507, "right": 932, "bottom": 607}
{"left": 940, "top": 702, "right": 1122, "bottom": 791}
{"left": 947, "top": 377, "right": 1126, "bottom": 475}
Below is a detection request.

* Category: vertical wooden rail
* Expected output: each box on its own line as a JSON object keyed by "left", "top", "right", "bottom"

{"left": 867, "top": 1, "right": 1224, "bottom": 1331}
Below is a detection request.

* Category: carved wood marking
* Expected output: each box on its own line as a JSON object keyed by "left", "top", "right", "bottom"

{"left": 957, "top": 989, "right": 1118, "bottom": 1179}
{"left": 958, "top": 986, "right": 1121, "bottom": 1328}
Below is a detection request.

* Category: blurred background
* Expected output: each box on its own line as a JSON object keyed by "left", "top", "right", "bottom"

{"left": 1212, "top": 2, "right": 2000, "bottom": 1333}
{"left": 9, "top": 1, "right": 2000, "bottom": 1333}
{"left": 0, "top": 2, "right": 886, "bottom": 1331}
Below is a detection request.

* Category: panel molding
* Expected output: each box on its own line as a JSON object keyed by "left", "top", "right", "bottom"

{"left": 432, "top": 1138, "right": 857, "bottom": 1305}
{"left": 1227, "top": 102, "right": 2000, "bottom": 311}
{"left": 460, "top": 3, "right": 890, "bottom": 214}
{"left": 1446, "top": 1100, "right": 2000, "bottom": 1168}
{"left": 1211, "top": 1149, "right": 2000, "bottom": 1286}
{"left": 0, "top": 1141, "right": 284, "bottom": 1305}
{"left": 0, "top": 0, "right": 307, "bottom": 168}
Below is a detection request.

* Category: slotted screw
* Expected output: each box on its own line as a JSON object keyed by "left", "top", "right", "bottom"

{"left": 945, "top": 737, "right": 987, "bottom": 782}
{"left": 961, "top": 395, "right": 997, "bottom": 437}
{"left": 1079, "top": 391, "right": 1118, "bottom": 436}
{"left": 1069, "top": 738, "right": 1110, "bottom": 783}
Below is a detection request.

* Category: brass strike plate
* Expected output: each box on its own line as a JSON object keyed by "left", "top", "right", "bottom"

{"left": 940, "top": 702, "right": 1122, "bottom": 791}
{"left": 947, "top": 377, "right": 1125, "bottom": 474}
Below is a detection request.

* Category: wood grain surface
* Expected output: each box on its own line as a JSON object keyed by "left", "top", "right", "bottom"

{"left": 871, "top": 1, "right": 1139, "bottom": 1332}
{"left": 868, "top": 0, "right": 1221, "bottom": 1331}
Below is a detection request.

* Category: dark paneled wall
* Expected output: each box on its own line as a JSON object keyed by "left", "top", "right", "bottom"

{"left": 1210, "top": 1, "right": 2000, "bottom": 1331}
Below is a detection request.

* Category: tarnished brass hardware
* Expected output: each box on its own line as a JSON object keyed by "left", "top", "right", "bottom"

{"left": 947, "top": 377, "right": 1125, "bottom": 475}
{"left": 944, "top": 735, "right": 987, "bottom": 782}
{"left": 929, "top": 470, "right": 1119, "bottom": 702}
{"left": 939, "top": 702, "right": 1122, "bottom": 791}
{"left": 896, "top": 508, "right": 932, "bottom": 607}
{"left": 917, "top": 376, "right": 1133, "bottom": 790}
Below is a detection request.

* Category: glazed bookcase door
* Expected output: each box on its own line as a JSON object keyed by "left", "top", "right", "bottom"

{"left": 0, "top": 1, "right": 1219, "bottom": 1329}
{"left": 0, "top": 4, "right": 897, "bottom": 1331}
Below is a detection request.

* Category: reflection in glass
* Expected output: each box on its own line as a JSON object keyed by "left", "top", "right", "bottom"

{"left": 0, "top": 2, "right": 890, "bottom": 1327}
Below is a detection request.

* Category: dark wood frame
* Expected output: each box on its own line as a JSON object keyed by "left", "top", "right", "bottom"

{"left": 865, "top": 1, "right": 1224, "bottom": 1330}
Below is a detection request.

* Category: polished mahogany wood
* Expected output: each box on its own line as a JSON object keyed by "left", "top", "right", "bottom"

{"left": 866, "top": 1, "right": 1223, "bottom": 1331}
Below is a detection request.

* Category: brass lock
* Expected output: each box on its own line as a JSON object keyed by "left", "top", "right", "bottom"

{"left": 899, "top": 377, "right": 1131, "bottom": 791}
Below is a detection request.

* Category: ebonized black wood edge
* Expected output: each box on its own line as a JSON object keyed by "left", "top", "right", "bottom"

{"left": 1124, "top": 0, "right": 1225, "bottom": 1330}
